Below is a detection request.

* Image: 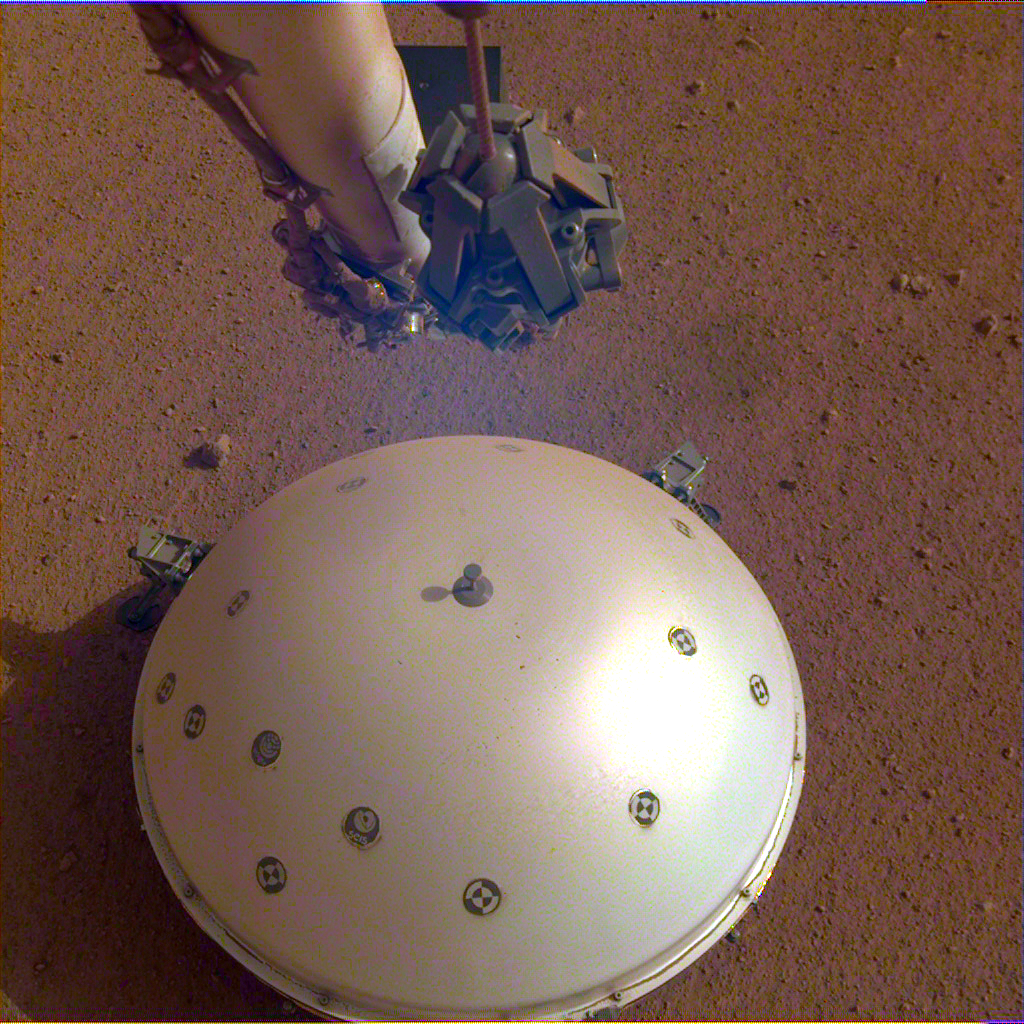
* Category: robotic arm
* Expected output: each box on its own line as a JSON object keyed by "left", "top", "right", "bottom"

{"left": 132, "top": 1, "right": 626, "bottom": 350}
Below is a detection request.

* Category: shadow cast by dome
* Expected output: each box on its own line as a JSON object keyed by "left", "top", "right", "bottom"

{"left": 1, "top": 590, "right": 316, "bottom": 1021}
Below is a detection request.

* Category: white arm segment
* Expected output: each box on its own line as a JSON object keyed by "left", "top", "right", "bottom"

{"left": 182, "top": 2, "right": 430, "bottom": 272}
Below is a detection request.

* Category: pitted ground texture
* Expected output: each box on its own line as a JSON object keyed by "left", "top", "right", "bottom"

{"left": 2, "top": 5, "right": 1021, "bottom": 1021}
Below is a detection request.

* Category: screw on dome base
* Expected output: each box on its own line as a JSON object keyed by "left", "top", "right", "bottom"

{"left": 452, "top": 563, "right": 493, "bottom": 607}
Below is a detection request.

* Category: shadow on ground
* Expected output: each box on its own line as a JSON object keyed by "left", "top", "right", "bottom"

{"left": 1, "top": 590, "right": 316, "bottom": 1021}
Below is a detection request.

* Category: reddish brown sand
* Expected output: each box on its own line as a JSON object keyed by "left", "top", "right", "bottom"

{"left": 2, "top": 4, "right": 1021, "bottom": 1021}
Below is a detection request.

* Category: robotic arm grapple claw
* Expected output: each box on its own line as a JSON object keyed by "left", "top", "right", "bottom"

{"left": 400, "top": 103, "right": 627, "bottom": 350}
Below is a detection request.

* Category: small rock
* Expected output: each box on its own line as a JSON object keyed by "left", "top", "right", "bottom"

{"left": 197, "top": 433, "right": 231, "bottom": 469}
{"left": 908, "top": 274, "right": 933, "bottom": 296}
{"left": 211, "top": 397, "right": 220, "bottom": 408}
{"left": 163, "top": 405, "right": 176, "bottom": 417}
{"left": 891, "top": 272, "right": 910, "bottom": 292}
{"left": 69, "top": 431, "right": 82, "bottom": 440}
{"left": 945, "top": 269, "right": 965, "bottom": 287}
{"left": 974, "top": 313, "right": 998, "bottom": 337}
{"left": 914, "top": 546, "right": 934, "bottom": 559}
{"left": 364, "top": 426, "right": 378, "bottom": 435}
{"left": 51, "top": 352, "right": 66, "bottom": 364}
{"left": 42, "top": 493, "right": 55, "bottom": 503}
{"left": 685, "top": 80, "right": 706, "bottom": 96}
{"left": 566, "top": 106, "right": 585, "bottom": 126}
{"left": 735, "top": 35, "right": 764, "bottom": 52}
{"left": 33, "top": 961, "right": 48, "bottom": 973}
{"left": 922, "top": 788, "right": 934, "bottom": 799}
{"left": 779, "top": 479, "right": 797, "bottom": 491}
{"left": 979, "top": 899, "right": 996, "bottom": 913}
{"left": 94, "top": 515, "right": 106, "bottom": 524}
{"left": 700, "top": 9, "right": 718, "bottom": 20}
{"left": 726, "top": 99, "right": 742, "bottom": 112}
{"left": 58, "top": 850, "right": 78, "bottom": 872}
{"left": 1002, "top": 747, "right": 1014, "bottom": 760}
{"left": 995, "top": 170, "right": 1008, "bottom": 184}
{"left": 40, "top": 553, "right": 54, "bottom": 566}
{"left": 794, "top": 553, "right": 805, "bottom": 565}
{"left": 725, "top": 928, "right": 740, "bottom": 943}
{"left": 72, "top": 726, "right": 85, "bottom": 737}
{"left": 936, "top": 29, "right": 952, "bottom": 40}
{"left": 821, "top": 408, "right": 839, "bottom": 423}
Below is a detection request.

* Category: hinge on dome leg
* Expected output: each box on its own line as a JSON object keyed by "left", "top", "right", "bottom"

{"left": 645, "top": 441, "right": 722, "bottom": 528}
{"left": 116, "top": 527, "right": 215, "bottom": 631}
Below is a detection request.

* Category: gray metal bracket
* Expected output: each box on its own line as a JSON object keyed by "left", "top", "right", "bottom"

{"left": 645, "top": 442, "right": 722, "bottom": 528}
{"left": 116, "top": 527, "right": 214, "bottom": 631}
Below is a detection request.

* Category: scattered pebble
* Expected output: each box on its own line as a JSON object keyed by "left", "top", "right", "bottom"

{"left": 69, "top": 431, "right": 82, "bottom": 440}
{"left": 779, "top": 479, "right": 797, "bottom": 491}
{"left": 51, "top": 352, "right": 66, "bottom": 364}
{"left": 979, "top": 899, "right": 996, "bottom": 913}
{"left": 922, "top": 788, "right": 934, "bottom": 799}
{"left": 212, "top": 397, "right": 220, "bottom": 408}
{"left": 725, "top": 928, "right": 740, "bottom": 943}
{"left": 726, "top": 99, "right": 742, "bottom": 112}
{"left": 821, "top": 408, "right": 839, "bottom": 423}
{"left": 58, "top": 850, "right": 78, "bottom": 872}
{"left": 42, "top": 493, "right": 55, "bottom": 503}
{"left": 94, "top": 515, "right": 106, "bottom": 524}
{"left": 945, "top": 269, "right": 965, "bottom": 287}
{"left": 974, "top": 313, "right": 998, "bottom": 337}
{"left": 685, "top": 80, "right": 706, "bottom": 96}
{"left": 891, "top": 272, "right": 909, "bottom": 292}
{"left": 566, "top": 106, "right": 585, "bottom": 126}
{"left": 736, "top": 35, "right": 764, "bottom": 52}
{"left": 197, "top": 433, "right": 231, "bottom": 469}
{"left": 995, "top": 171, "right": 1007, "bottom": 184}
{"left": 936, "top": 29, "right": 952, "bottom": 40}
{"left": 794, "top": 553, "right": 805, "bottom": 565}
{"left": 364, "top": 426, "right": 378, "bottom": 434}
{"left": 908, "top": 274, "right": 933, "bottom": 297}
{"left": 40, "top": 553, "right": 54, "bottom": 566}
{"left": 163, "top": 405, "right": 176, "bottom": 417}
{"left": 33, "top": 961, "right": 48, "bottom": 973}
{"left": 914, "top": 546, "right": 934, "bottom": 559}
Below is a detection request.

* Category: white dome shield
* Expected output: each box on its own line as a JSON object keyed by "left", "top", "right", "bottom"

{"left": 132, "top": 435, "right": 806, "bottom": 1020}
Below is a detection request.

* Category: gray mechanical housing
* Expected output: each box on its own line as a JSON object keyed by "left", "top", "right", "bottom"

{"left": 400, "top": 103, "right": 627, "bottom": 349}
